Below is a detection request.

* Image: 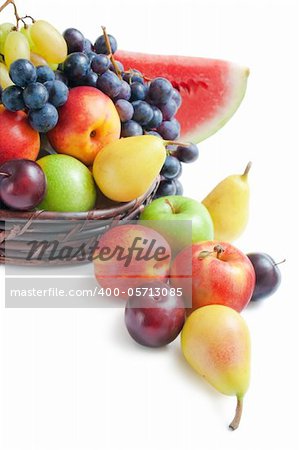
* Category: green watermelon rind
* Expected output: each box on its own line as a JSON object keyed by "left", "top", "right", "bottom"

{"left": 181, "top": 64, "right": 249, "bottom": 143}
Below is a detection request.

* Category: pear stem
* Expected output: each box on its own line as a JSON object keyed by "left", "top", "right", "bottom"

{"left": 164, "top": 199, "right": 176, "bottom": 214}
{"left": 243, "top": 161, "right": 252, "bottom": 177}
{"left": 229, "top": 397, "right": 243, "bottom": 431}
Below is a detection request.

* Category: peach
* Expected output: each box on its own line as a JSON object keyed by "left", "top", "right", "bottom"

{"left": 47, "top": 86, "right": 121, "bottom": 166}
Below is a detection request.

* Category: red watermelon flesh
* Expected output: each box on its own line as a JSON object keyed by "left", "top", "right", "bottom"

{"left": 116, "top": 50, "right": 249, "bottom": 143}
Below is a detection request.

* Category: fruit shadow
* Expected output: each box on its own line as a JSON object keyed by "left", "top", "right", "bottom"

{"left": 171, "top": 344, "right": 219, "bottom": 399}
{"left": 170, "top": 343, "right": 229, "bottom": 424}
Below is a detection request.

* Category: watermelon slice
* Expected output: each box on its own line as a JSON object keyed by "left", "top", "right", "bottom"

{"left": 116, "top": 50, "right": 249, "bottom": 143}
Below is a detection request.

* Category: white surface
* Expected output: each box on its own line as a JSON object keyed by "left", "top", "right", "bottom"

{"left": 1, "top": 0, "right": 299, "bottom": 449}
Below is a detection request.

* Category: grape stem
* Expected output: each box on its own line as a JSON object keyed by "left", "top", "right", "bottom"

{"left": 123, "top": 69, "right": 152, "bottom": 83}
{"left": 0, "top": 0, "right": 12, "bottom": 14}
{"left": 164, "top": 140, "right": 191, "bottom": 148}
{"left": 0, "top": 0, "right": 31, "bottom": 30}
{"left": 101, "top": 25, "right": 122, "bottom": 80}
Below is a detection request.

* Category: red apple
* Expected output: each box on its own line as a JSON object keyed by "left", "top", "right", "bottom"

{"left": 47, "top": 86, "right": 121, "bottom": 166}
{"left": 170, "top": 241, "right": 255, "bottom": 313}
{"left": 0, "top": 106, "right": 40, "bottom": 166}
{"left": 93, "top": 224, "right": 172, "bottom": 299}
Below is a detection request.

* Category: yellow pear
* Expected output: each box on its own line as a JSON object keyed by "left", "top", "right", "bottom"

{"left": 202, "top": 162, "right": 251, "bottom": 242}
{"left": 93, "top": 135, "right": 166, "bottom": 202}
{"left": 181, "top": 305, "right": 251, "bottom": 430}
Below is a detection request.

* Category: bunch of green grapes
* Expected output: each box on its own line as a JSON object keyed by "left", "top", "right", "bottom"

{"left": 0, "top": 18, "right": 67, "bottom": 88}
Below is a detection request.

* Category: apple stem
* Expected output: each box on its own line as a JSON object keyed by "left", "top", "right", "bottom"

{"left": 243, "top": 161, "right": 252, "bottom": 177}
{"left": 214, "top": 244, "right": 224, "bottom": 259}
{"left": 101, "top": 26, "right": 122, "bottom": 80}
{"left": 274, "top": 258, "right": 286, "bottom": 266}
{"left": 164, "top": 199, "right": 176, "bottom": 214}
{"left": 229, "top": 397, "right": 243, "bottom": 431}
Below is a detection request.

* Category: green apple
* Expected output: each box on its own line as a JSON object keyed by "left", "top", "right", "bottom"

{"left": 140, "top": 195, "right": 214, "bottom": 251}
{"left": 37, "top": 154, "right": 96, "bottom": 212}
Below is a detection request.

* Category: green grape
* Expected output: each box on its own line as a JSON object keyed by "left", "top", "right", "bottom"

{"left": 0, "top": 22, "right": 15, "bottom": 54}
{"left": 48, "top": 62, "right": 58, "bottom": 70}
{"left": 30, "top": 51, "right": 48, "bottom": 67}
{"left": 0, "top": 62, "right": 13, "bottom": 88}
{"left": 20, "top": 25, "right": 35, "bottom": 50}
{"left": 4, "top": 31, "right": 30, "bottom": 67}
{"left": 30, "top": 20, "right": 67, "bottom": 64}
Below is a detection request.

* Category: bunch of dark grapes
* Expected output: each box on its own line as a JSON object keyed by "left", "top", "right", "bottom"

{"left": 1, "top": 59, "right": 69, "bottom": 132}
{"left": 59, "top": 27, "right": 199, "bottom": 198}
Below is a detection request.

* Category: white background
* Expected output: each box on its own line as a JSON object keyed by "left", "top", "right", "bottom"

{"left": 1, "top": 0, "right": 299, "bottom": 449}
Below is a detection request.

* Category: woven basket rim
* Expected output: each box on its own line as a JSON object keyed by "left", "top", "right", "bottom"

{"left": 0, "top": 179, "right": 159, "bottom": 221}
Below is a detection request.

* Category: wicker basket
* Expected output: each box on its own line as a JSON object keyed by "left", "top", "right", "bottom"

{"left": 0, "top": 179, "right": 159, "bottom": 266}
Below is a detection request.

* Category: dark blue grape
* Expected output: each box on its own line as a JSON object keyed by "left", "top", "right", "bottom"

{"left": 121, "top": 120, "right": 143, "bottom": 137}
{"left": 148, "top": 77, "right": 173, "bottom": 105}
{"left": 91, "top": 54, "right": 110, "bottom": 74}
{"left": 157, "top": 119, "right": 180, "bottom": 140}
{"left": 172, "top": 88, "right": 182, "bottom": 107}
{"left": 36, "top": 65, "right": 55, "bottom": 83}
{"left": 130, "top": 82, "right": 148, "bottom": 101}
{"left": 54, "top": 70, "right": 69, "bottom": 86}
{"left": 94, "top": 34, "right": 117, "bottom": 55}
{"left": 114, "top": 80, "right": 131, "bottom": 101}
{"left": 44, "top": 80, "right": 69, "bottom": 107}
{"left": 63, "top": 53, "right": 90, "bottom": 81}
{"left": 9, "top": 59, "right": 36, "bottom": 87}
{"left": 2, "top": 85, "right": 25, "bottom": 111}
{"left": 145, "top": 106, "right": 163, "bottom": 129}
{"left": 123, "top": 70, "right": 144, "bottom": 85}
{"left": 23, "top": 82, "right": 49, "bottom": 110}
{"left": 159, "top": 98, "right": 178, "bottom": 120}
{"left": 63, "top": 28, "right": 85, "bottom": 53}
{"left": 175, "top": 143, "right": 199, "bottom": 163}
{"left": 132, "top": 100, "right": 154, "bottom": 126}
{"left": 115, "top": 99, "right": 134, "bottom": 122}
{"left": 155, "top": 180, "right": 177, "bottom": 198}
{"left": 131, "top": 74, "right": 144, "bottom": 84}
{"left": 110, "top": 60, "right": 124, "bottom": 73}
{"left": 175, "top": 179, "right": 183, "bottom": 195}
{"left": 96, "top": 70, "right": 122, "bottom": 97}
{"left": 161, "top": 156, "right": 182, "bottom": 180}
{"left": 28, "top": 103, "right": 58, "bottom": 132}
{"left": 84, "top": 71, "right": 98, "bottom": 87}
{"left": 83, "top": 38, "right": 93, "bottom": 52}
{"left": 145, "top": 131, "right": 162, "bottom": 138}
{"left": 86, "top": 51, "right": 97, "bottom": 62}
